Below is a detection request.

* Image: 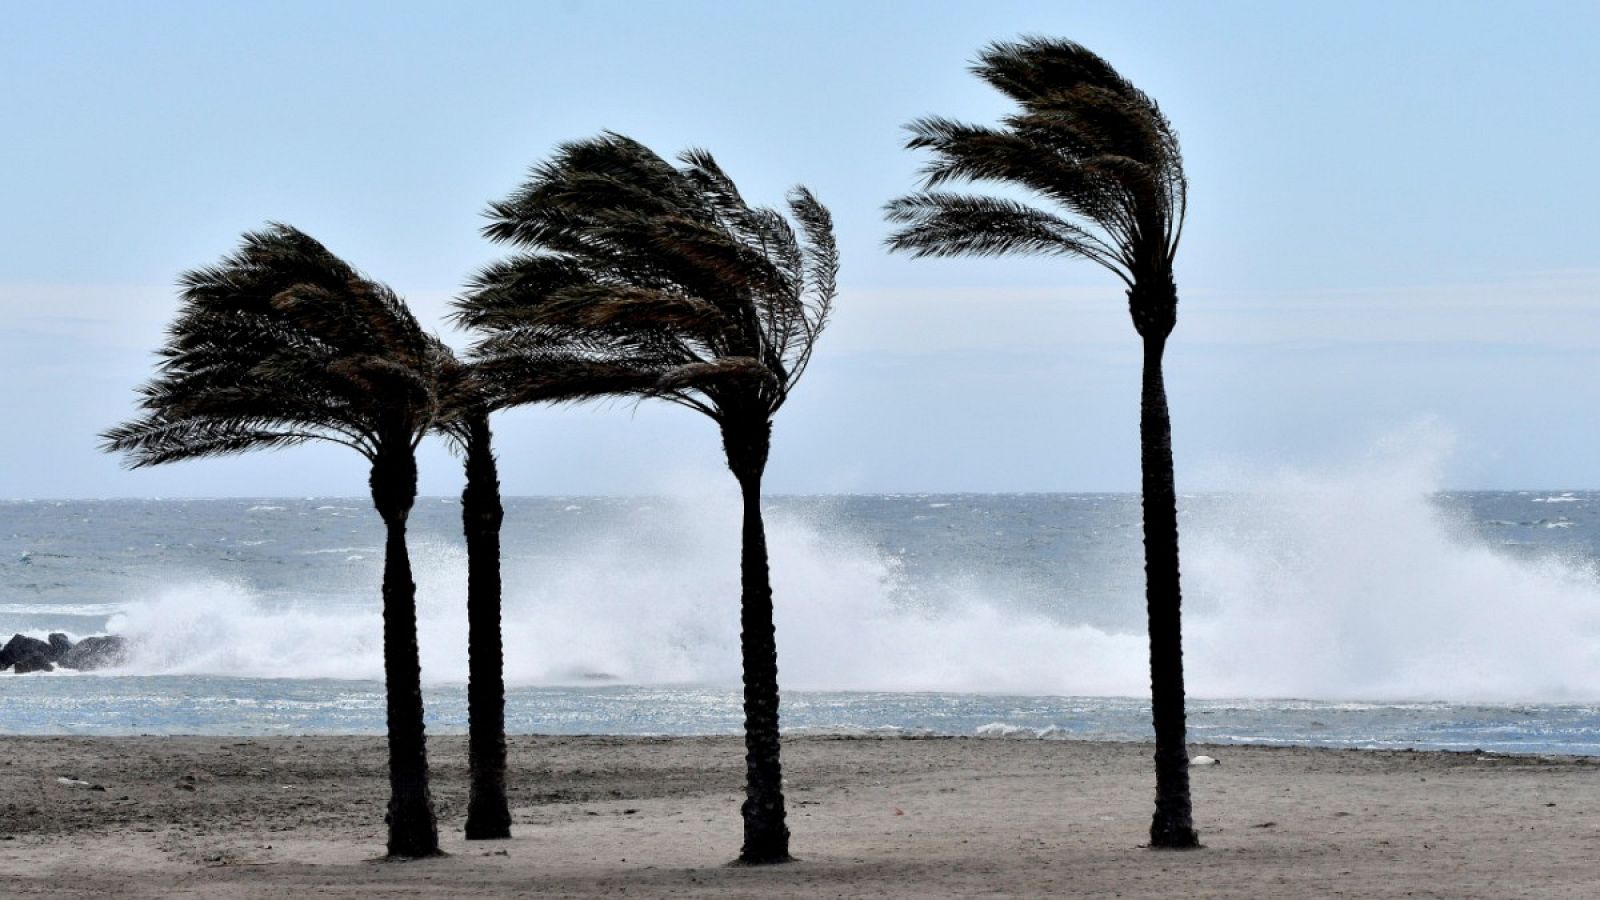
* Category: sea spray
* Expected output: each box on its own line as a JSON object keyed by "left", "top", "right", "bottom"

{"left": 48, "top": 449, "right": 1600, "bottom": 701}
{"left": 108, "top": 581, "right": 382, "bottom": 680}
{"left": 1182, "top": 448, "right": 1600, "bottom": 701}
{"left": 101, "top": 492, "right": 1150, "bottom": 692}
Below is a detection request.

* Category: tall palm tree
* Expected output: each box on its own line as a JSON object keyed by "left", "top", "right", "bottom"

{"left": 885, "top": 37, "right": 1199, "bottom": 848}
{"left": 455, "top": 133, "right": 838, "bottom": 864}
{"left": 102, "top": 224, "right": 446, "bottom": 858}
{"left": 433, "top": 353, "right": 513, "bottom": 841}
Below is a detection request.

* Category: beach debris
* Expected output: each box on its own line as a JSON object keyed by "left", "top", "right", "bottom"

{"left": 55, "top": 776, "right": 105, "bottom": 791}
{"left": 893, "top": 807, "right": 905, "bottom": 816}
{"left": 1190, "top": 755, "right": 1219, "bottom": 766}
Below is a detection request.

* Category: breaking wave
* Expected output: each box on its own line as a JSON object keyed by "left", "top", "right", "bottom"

{"left": 100, "top": 429, "right": 1600, "bottom": 702}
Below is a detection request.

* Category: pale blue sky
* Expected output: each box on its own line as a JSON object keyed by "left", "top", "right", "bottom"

{"left": 2, "top": 0, "right": 1597, "bottom": 497}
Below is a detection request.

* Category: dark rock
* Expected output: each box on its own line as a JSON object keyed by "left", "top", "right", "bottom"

{"left": 12, "top": 651, "right": 53, "bottom": 674}
{"left": 0, "top": 634, "right": 52, "bottom": 671}
{"left": 47, "top": 633, "right": 72, "bottom": 661}
{"left": 59, "top": 635, "right": 129, "bottom": 671}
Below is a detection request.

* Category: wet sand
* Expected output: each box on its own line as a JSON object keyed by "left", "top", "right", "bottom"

{"left": 1, "top": 734, "right": 1596, "bottom": 897}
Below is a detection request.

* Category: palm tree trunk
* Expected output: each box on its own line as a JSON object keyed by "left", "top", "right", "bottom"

{"left": 724, "top": 420, "right": 791, "bottom": 865}
{"left": 462, "top": 416, "right": 511, "bottom": 840}
{"left": 371, "top": 448, "right": 441, "bottom": 859}
{"left": 1139, "top": 333, "right": 1200, "bottom": 849}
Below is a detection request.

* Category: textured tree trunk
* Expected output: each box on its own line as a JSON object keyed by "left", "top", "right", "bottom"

{"left": 462, "top": 416, "right": 512, "bottom": 840}
{"left": 724, "top": 419, "right": 791, "bottom": 865}
{"left": 370, "top": 447, "right": 441, "bottom": 859}
{"left": 1139, "top": 331, "right": 1200, "bottom": 849}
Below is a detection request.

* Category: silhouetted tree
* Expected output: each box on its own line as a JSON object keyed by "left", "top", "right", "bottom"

{"left": 886, "top": 37, "right": 1199, "bottom": 848}
{"left": 456, "top": 134, "right": 838, "bottom": 864}
{"left": 103, "top": 225, "right": 446, "bottom": 858}
{"left": 434, "top": 354, "right": 512, "bottom": 840}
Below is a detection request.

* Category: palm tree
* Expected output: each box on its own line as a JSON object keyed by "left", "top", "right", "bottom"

{"left": 455, "top": 133, "right": 838, "bottom": 864}
{"left": 885, "top": 37, "right": 1199, "bottom": 848}
{"left": 433, "top": 354, "right": 513, "bottom": 841}
{"left": 102, "top": 224, "right": 446, "bottom": 858}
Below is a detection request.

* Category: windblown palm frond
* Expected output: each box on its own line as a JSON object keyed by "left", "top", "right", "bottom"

{"left": 103, "top": 224, "right": 444, "bottom": 465}
{"left": 422, "top": 338, "right": 485, "bottom": 450}
{"left": 885, "top": 36, "right": 1186, "bottom": 289}
{"left": 456, "top": 133, "right": 836, "bottom": 424}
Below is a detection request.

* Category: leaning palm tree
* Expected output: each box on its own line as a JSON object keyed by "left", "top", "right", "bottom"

{"left": 455, "top": 133, "right": 837, "bottom": 864}
{"left": 886, "top": 37, "right": 1199, "bottom": 848}
{"left": 102, "top": 224, "right": 446, "bottom": 858}
{"left": 433, "top": 353, "right": 513, "bottom": 840}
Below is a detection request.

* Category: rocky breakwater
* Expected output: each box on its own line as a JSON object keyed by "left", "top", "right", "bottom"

{"left": 0, "top": 633, "right": 128, "bottom": 674}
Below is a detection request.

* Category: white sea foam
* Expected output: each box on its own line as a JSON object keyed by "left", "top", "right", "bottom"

{"left": 109, "top": 584, "right": 382, "bottom": 680}
{"left": 0, "top": 603, "right": 123, "bottom": 617}
{"left": 974, "top": 722, "right": 1031, "bottom": 737}
{"left": 100, "top": 423, "right": 1600, "bottom": 702}
{"left": 105, "top": 490, "right": 1146, "bottom": 692}
{"left": 972, "top": 724, "right": 1087, "bottom": 740}
{"left": 1181, "top": 424, "right": 1600, "bottom": 702}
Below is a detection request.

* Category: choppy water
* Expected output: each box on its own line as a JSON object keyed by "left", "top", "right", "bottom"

{"left": 3, "top": 478, "right": 1600, "bottom": 751}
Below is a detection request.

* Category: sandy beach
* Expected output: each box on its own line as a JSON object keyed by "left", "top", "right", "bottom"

{"left": 0, "top": 735, "right": 1594, "bottom": 897}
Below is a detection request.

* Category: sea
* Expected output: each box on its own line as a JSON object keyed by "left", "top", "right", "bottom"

{"left": 4, "top": 480, "right": 1600, "bottom": 755}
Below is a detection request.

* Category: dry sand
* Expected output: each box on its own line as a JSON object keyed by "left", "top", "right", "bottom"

{"left": 0, "top": 734, "right": 1597, "bottom": 897}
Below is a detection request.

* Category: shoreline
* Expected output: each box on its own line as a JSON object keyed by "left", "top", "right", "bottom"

{"left": 6, "top": 678, "right": 1600, "bottom": 755}
{"left": 2, "top": 735, "right": 1596, "bottom": 897}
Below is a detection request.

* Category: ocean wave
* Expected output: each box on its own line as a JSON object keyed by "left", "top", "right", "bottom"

{"left": 974, "top": 722, "right": 1033, "bottom": 737}
{"left": 784, "top": 724, "right": 934, "bottom": 738}
{"left": 0, "top": 603, "right": 123, "bottom": 617}
{"left": 58, "top": 425, "right": 1600, "bottom": 702}
{"left": 973, "top": 723, "right": 1080, "bottom": 739}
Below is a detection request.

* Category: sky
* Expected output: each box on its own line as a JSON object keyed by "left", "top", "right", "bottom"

{"left": 2, "top": 0, "right": 1597, "bottom": 498}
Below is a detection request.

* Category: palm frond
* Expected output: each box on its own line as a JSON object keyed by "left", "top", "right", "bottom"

{"left": 973, "top": 36, "right": 1137, "bottom": 109}
{"left": 102, "top": 415, "right": 328, "bottom": 468}
{"left": 887, "top": 36, "right": 1186, "bottom": 291}
{"left": 459, "top": 134, "right": 839, "bottom": 423}
{"left": 105, "top": 225, "right": 441, "bottom": 470}
{"left": 885, "top": 192, "right": 1131, "bottom": 280}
